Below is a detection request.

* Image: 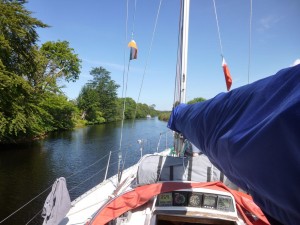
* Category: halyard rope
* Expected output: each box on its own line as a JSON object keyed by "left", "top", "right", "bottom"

{"left": 132, "top": 0, "right": 163, "bottom": 125}
{"left": 118, "top": 0, "right": 132, "bottom": 183}
{"left": 212, "top": 0, "right": 224, "bottom": 56}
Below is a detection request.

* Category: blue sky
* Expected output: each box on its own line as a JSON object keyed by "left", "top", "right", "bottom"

{"left": 26, "top": 0, "right": 300, "bottom": 110}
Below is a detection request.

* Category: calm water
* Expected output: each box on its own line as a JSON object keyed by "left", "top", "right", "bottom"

{"left": 0, "top": 118, "right": 172, "bottom": 224}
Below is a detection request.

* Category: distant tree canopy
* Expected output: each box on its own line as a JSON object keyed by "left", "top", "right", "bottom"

{"left": 158, "top": 97, "right": 206, "bottom": 122}
{"left": 187, "top": 97, "right": 206, "bottom": 104}
{"left": 77, "top": 67, "right": 159, "bottom": 125}
{"left": 77, "top": 67, "right": 119, "bottom": 124}
{"left": 89, "top": 67, "right": 120, "bottom": 122}
{"left": 116, "top": 98, "right": 158, "bottom": 121}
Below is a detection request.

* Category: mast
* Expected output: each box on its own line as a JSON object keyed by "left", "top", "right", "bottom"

{"left": 180, "top": 0, "right": 190, "bottom": 103}
{"left": 174, "top": 0, "right": 190, "bottom": 155}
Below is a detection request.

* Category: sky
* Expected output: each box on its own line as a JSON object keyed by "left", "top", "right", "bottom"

{"left": 25, "top": 0, "right": 300, "bottom": 111}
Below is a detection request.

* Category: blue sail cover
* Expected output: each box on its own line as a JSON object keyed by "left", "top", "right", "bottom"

{"left": 168, "top": 65, "right": 300, "bottom": 225}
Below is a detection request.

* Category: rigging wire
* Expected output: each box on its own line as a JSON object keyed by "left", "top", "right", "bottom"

{"left": 66, "top": 152, "right": 112, "bottom": 180}
{"left": 117, "top": 0, "right": 129, "bottom": 183}
{"left": 118, "top": 0, "right": 138, "bottom": 182}
{"left": 0, "top": 186, "right": 52, "bottom": 224}
{"left": 118, "top": 63, "right": 132, "bottom": 176}
{"left": 69, "top": 166, "right": 109, "bottom": 192}
{"left": 4, "top": 137, "right": 165, "bottom": 224}
{"left": 3, "top": 1, "right": 185, "bottom": 222}
{"left": 25, "top": 209, "right": 42, "bottom": 225}
{"left": 118, "top": 59, "right": 131, "bottom": 182}
{"left": 131, "top": 0, "right": 138, "bottom": 39}
{"left": 212, "top": 0, "right": 224, "bottom": 56}
{"left": 23, "top": 146, "right": 158, "bottom": 225}
{"left": 132, "top": 0, "right": 163, "bottom": 125}
{"left": 248, "top": 0, "right": 253, "bottom": 84}
{"left": 212, "top": 0, "right": 233, "bottom": 92}
{"left": 0, "top": 151, "right": 113, "bottom": 224}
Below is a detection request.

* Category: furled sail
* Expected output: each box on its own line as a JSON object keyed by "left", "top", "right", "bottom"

{"left": 168, "top": 65, "right": 300, "bottom": 225}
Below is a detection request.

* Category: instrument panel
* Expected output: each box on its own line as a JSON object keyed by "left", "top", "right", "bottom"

{"left": 156, "top": 191, "right": 234, "bottom": 212}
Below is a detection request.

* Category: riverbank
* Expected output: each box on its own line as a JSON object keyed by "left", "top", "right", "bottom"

{"left": 158, "top": 112, "right": 171, "bottom": 121}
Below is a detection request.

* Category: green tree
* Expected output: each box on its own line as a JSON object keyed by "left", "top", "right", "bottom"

{"left": 0, "top": 67, "right": 79, "bottom": 142}
{"left": 39, "top": 93, "right": 77, "bottom": 130}
{"left": 135, "top": 103, "right": 148, "bottom": 118}
{"left": 187, "top": 97, "right": 206, "bottom": 104}
{"left": 135, "top": 103, "right": 158, "bottom": 118}
{"left": 117, "top": 98, "right": 137, "bottom": 119}
{"left": 77, "top": 85, "right": 105, "bottom": 124}
{"left": 0, "top": 1, "right": 81, "bottom": 143}
{"left": 31, "top": 41, "right": 81, "bottom": 94}
{"left": 158, "top": 112, "right": 171, "bottom": 121}
{"left": 125, "top": 98, "right": 136, "bottom": 119}
{"left": 0, "top": 0, "right": 47, "bottom": 75}
{"left": 0, "top": 70, "right": 51, "bottom": 142}
{"left": 89, "top": 67, "right": 120, "bottom": 122}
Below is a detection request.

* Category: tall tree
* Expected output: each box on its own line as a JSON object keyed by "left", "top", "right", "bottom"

{"left": 30, "top": 41, "right": 81, "bottom": 93}
{"left": 39, "top": 93, "right": 77, "bottom": 130}
{"left": 0, "top": 70, "right": 52, "bottom": 142}
{"left": 117, "top": 98, "right": 137, "bottom": 119}
{"left": 89, "top": 67, "right": 120, "bottom": 122}
{"left": 187, "top": 97, "right": 206, "bottom": 104}
{"left": 0, "top": 0, "right": 47, "bottom": 76}
{"left": 0, "top": 1, "right": 81, "bottom": 143}
{"left": 77, "top": 85, "right": 105, "bottom": 124}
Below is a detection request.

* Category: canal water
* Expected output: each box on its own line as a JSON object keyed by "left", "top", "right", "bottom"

{"left": 0, "top": 118, "right": 172, "bottom": 224}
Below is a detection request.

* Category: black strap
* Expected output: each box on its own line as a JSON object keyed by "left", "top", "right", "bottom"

{"left": 207, "top": 167, "right": 211, "bottom": 182}
{"left": 170, "top": 166, "right": 174, "bottom": 180}
{"left": 220, "top": 172, "right": 225, "bottom": 182}
{"left": 188, "top": 158, "right": 193, "bottom": 181}
{"left": 156, "top": 156, "right": 163, "bottom": 181}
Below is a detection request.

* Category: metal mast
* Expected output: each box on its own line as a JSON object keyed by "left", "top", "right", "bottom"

{"left": 174, "top": 0, "right": 190, "bottom": 156}
{"left": 180, "top": 0, "right": 190, "bottom": 103}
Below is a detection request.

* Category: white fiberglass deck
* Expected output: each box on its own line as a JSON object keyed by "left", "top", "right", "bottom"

{"left": 63, "top": 164, "right": 138, "bottom": 225}
{"left": 62, "top": 150, "right": 171, "bottom": 225}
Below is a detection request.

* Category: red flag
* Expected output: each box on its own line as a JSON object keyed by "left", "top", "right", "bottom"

{"left": 222, "top": 57, "right": 232, "bottom": 91}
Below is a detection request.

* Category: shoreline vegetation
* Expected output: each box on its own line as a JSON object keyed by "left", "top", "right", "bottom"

{"left": 158, "top": 112, "right": 171, "bottom": 122}
{"left": 0, "top": 1, "right": 205, "bottom": 145}
{"left": 0, "top": 1, "right": 160, "bottom": 144}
